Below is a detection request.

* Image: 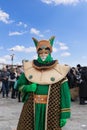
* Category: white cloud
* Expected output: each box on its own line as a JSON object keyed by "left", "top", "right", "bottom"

{"left": 17, "top": 21, "right": 22, "bottom": 26}
{"left": 41, "top": 0, "right": 53, "bottom": 4}
{"left": 24, "top": 24, "right": 28, "bottom": 28}
{"left": 25, "top": 47, "right": 36, "bottom": 53}
{"left": 61, "top": 52, "right": 71, "bottom": 57}
{"left": 9, "top": 31, "right": 27, "bottom": 36}
{"left": 58, "top": 42, "right": 69, "bottom": 50}
{"left": 44, "top": 29, "right": 51, "bottom": 33}
{"left": 30, "top": 28, "right": 44, "bottom": 37}
{"left": 0, "top": 9, "right": 13, "bottom": 24}
{"left": 81, "top": 56, "right": 87, "bottom": 59}
{"left": 4, "top": 55, "right": 11, "bottom": 60}
{"left": 9, "top": 45, "right": 36, "bottom": 53}
{"left": 0, "top": 55, "right": 11, "bottom": 64}
{"left": 41, "top": 0, "right": 85, "bottom": 5}
{"left": 53, "top": 47, "right": 58, "bottom": 52}
{"left": 9, "top": 45, "right": 25, "bottom": 52}
{"left": 0, "top": 55, "right": 22, "bottom": 66}
{"left": 0, "top": 58, "right": 6, "bottom": 63}
{"left": 17, "top": 21, "right": 28, "bottom": 28}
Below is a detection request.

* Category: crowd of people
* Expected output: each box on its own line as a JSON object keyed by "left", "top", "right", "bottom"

{"left": 67, "top": 64, "right": 87, "bottom": 105}
{"left": 0, "top": 63, "right": 87, "bottom": 105}
{"left": 0, "top": 65, "right": 23, "bottom": 102}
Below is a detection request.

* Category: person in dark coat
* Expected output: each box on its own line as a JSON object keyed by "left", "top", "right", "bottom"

{"left": 67, "top": 68, "right": 78, "bottom": 101}
{"left": 1, "top": 67, "right": 10, "bottom": 98}
{"left": 76, "top": 64, "right": 87, "bottom": 105}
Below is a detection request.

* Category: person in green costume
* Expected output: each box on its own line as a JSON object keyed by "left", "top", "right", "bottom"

{"left": 16, "top": 36, "right": 71, "bottom": 130}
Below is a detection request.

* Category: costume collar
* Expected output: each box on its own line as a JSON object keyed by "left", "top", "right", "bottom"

{"left": 32, "top": 60, "right": 58, "bottom": 70}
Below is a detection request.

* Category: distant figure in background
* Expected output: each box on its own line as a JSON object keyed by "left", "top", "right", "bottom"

{"left": 67, "top": 67, "right": 78, "bottom": 101}
{"left": 9, "top": 68, "right": 17, "bottom": 99}
{"left": 1, "top": 67, "right": 10, "bottom": 98}
{"left": 0, "top": 70, "right": 2, "bottom": 93}
{"left": 76, "top": 64, "right": 87, "bottom": 105}
{"left": 0, "top": 79, "right": 2, "bottom": 93}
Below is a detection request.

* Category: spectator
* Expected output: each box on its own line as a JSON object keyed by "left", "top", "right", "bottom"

{"left": 76, "top": 64, "right": 87, "bottom": 105}
{"left": 67, "top": 67, "right": 79, "bottom": 101}
{"left": 1, "top": 67, "right": 10, "bottom": 98}
{"left": 9, "top": 68, "right": 17, "bottom": 99}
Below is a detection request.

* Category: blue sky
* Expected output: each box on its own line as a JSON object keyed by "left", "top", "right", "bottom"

{"left": 0, "top": 0, "right": 87, "bottom": 68}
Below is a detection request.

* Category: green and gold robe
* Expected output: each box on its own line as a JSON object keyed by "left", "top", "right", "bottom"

{"left": 16, "top": 60, "right": 71, "bottom": 130}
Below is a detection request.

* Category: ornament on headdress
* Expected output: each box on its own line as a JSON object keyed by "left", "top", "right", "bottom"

{"left": 32, "top": 36, "right": 55, "bottom": 53}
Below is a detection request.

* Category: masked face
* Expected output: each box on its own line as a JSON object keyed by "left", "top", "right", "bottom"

{"left": 38, "top": 49, "right": 49, "bottom": 61}
{"left": 40, "top": 55, "right": 47, "bottom": 61}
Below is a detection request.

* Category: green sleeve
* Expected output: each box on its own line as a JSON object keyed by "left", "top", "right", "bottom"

{"left": 16, "top": 73, "right": 30, "bottom": 103}
{"left": 17, "top": 73, "right": 28, "bottom": 90}
{"left": 60, "top": 80, "right": 71, "bottom": 119}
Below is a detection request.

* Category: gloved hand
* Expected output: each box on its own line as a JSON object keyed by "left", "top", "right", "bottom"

{"left": 22, "top": 83, "right": 37, "bottom": 93}
{"left": 59, "top": 119, "right": 67, "bottom": 127}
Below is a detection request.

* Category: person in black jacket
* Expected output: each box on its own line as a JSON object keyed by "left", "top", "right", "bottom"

{"left": 1, "top": 67, "right": 10, "bottom": 98}
{"left": 67, "top": 67, "right": 78, "bottom": 101}
{"left": 76, "top": 64, "right": 87, "bottom": 105}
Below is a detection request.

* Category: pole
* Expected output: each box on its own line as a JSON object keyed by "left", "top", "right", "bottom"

{"left": 10, "top": 54, "right": 14, "bottom": 68}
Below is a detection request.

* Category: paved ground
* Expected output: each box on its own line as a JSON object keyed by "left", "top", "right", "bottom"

{"left": 0, "top": 95, "right": 87, "bottom": 130}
